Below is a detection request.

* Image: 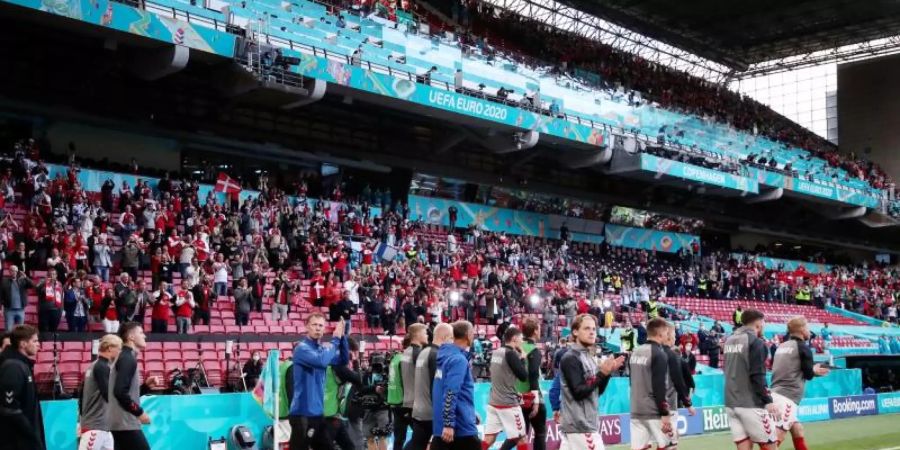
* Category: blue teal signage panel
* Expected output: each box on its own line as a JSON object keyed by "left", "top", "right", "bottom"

{"left": 878, "top": 392, "right": 900, "bottom": 414}
{"left": 292, "top": 53, "right": 606, "bottom": 147}
{"left": 604, "top": 223, "right": 698, "bottom": 254}
{"left": 407, "top": 194, "right": 605, "bottom": 243}
{"left": 797, "top": 396, "right": 831, "bottom": 422}
{"left": 640, "top": 154, "right": 759, "bottom": 194}
{"left": 730, "top": 253, "right": 832, "bottom": 274}
{"left": 749, "top": 168, "right": 880, "bottom": 208}
{"left": 1, "top": 0, "right": 236, "bottom": 56}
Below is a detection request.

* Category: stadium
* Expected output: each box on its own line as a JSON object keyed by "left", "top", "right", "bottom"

{"left": 1, "top": 0, "right": 900, "bottom": 448}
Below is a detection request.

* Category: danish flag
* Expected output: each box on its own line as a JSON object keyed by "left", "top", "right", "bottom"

{"left": 214, "top": 172, "right": 241, "bottom": 194}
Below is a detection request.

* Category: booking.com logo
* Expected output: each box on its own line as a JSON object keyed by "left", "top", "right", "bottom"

{"left": 830, "top": 395, "right": 878, "bottom": 418}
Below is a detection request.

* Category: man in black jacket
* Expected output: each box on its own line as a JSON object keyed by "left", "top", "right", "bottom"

{"left": 109, "top": 322, "right": 161, "bottom": 450}
{"left": 1, "top": 265, "right": 34, "bottom": 332}
{"left": 0, "top": 324, "right": 44, "bottom": 450}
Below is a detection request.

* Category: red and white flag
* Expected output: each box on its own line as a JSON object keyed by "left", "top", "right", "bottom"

{"left": 214, "top": 172, "right": 241, "bottom": 194}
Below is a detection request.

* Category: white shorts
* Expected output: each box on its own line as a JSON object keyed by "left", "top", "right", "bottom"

{"left": 484, "top": 404, "right": 526, "bottom": 439}
{"left": 726, "top": 407, "right": 777, "bottom": 444}
{"left": 78, "top": 430, "right": 114, "bottom": 450}
{"left": 560, "top": 432, "right": 605, "bottom": 450}
{"left": 772, "top": 392, "right": 799, "bottom": 431}
{"left": 630, "top": 416, "right": 675, "bottom": 450}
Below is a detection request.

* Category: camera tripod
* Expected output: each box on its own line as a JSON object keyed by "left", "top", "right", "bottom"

{"left": 50, "top": 333, "right": 67, "bottom": 399}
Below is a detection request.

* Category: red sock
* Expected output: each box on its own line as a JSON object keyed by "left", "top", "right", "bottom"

{"left": 517, "top": 444, "right": 530, "bottom": 450}
{"left": 792, "top": 436, "right": 809, "bottom": 450}
{"left": 482, "top": 442, "right": 491, "bottom": 450}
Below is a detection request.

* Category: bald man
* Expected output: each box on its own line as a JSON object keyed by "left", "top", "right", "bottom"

{"left": 407, "top": 323, "right": 453, "bottom": 450}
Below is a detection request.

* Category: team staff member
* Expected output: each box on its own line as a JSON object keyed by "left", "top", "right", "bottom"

{"left": 290, "top": 314, "right": 345, "bottom": 450}
{"left": 628, "top": 318, "right": 674, "bottom": 450}
{"left": 560, "top": 314, "right": 624, "bottom": 450}
{"left": 79, "top": 334, "right": 123, "bottom": 450}
{"left": 407, "top": 323, "right": 453, "bottom": 450}
{"left": 664, "top": 322, "right": 695, "bottom": 448}
{"left": 394, "top": 323, "right": 427, "bottom": 450}
{"left": 724, "top": 310, "right": 777, "bottom": 450}
{"left": 432, "top": 321, "right": 481, "bottom": 450}
{"left": 0, "top": 325, "right": 43, "bottom": 450}
{"left": 548, "top": 335, "right": 573, "bottom": 424}
{"left": 771, "top": 317, "right": 830, "bottom": 450}
{"left": 518, "top": 318, "right": 546, "bottom": 450}
{"left": 482, "top": 326, "right": 529, "bottom": 450}
{"left": 110, "top": 322, "right": 160, "bottom": 450}
{"left": 323, "top": 335, "right": 359, "bottom": 450}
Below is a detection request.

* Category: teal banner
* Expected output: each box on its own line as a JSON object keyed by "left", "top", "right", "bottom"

{"left": 797, "top": 396, "right": 832, "bottom": 422}
{"left": 407, "top": 194, "right": 605, "bottom": 243}
{"left": 878, "top": 392, "right": 900, "bottom": 414}
{"left": 1, "top": 0, "right": 236, "bottom": 56}
{"left": 292, "top": 53, "right": 606, "bottom": 148}
{"left": 44, "top": 164, "right": 383, "bottom": 218}
{"left": 640, "top": 154, "right": 759, "bottom": 194}
{"left": 749, "top": 167, "right": 880, "bottom": 208}
{"left": 41, "top": 369, "right": 864, "bottom": 449}
{"left": 730, "top": 253, "right": 832, "bottom": 274}
{"left": 603, "top": 223, "right": 698, "bottom": 254}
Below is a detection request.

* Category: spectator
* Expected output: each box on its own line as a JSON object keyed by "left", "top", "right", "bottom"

{"left": 174, "top": 280, "right": 195, "bottom": 334}
{"left": 36, "top": 270, "right": 63, "bottom": 332}
{"left": 151, "top": 281, "right": 173, "bottom": 333}
{"left": 92, "top": 236, "right": 112, "bottom": 282}
{"left": 192, "top": 276, "right": 214, "bottom": 326}
{"left": 100, "top": 287, "right": 120, "bottom": 334}
{"left": 243, "top": 351, "right": 264, "bottom": 389}
{"left": 0, "top": 325, "right": 43, "bottom": 450}
{"left": 233, "top": 278, "right": 253, "bottom": 327}
{"left": 272, "top": 271, "right": 295, "bottom": 322}
{"left": 1, "top": 265, "right": 34, "bottom": 331}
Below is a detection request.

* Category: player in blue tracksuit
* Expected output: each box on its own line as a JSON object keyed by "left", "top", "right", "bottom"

{"left": 289, "top": 314, "right": 346, "bottom": 450}
{"left": 432, "top": 321, "right": 480, "bottom": 450}
{"left": 548, "top": 338, "right": 571, "bottom": 421}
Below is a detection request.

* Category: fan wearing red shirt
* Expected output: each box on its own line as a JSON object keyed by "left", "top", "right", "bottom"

{"left": 361, "top": 244, "right": 374, "bottom": 275}
{"left": 308, "top": 271, "right": 326, "bottom": 307}
{"left": 151, "top": 281, "right": 173, "bottom": 333}
{"left": 174, "top": 280, "right": 195, "bottom": 334}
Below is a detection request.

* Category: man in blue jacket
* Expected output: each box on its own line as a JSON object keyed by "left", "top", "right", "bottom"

{"left": 548, "top": 335, "right": 573, "bottom": 423}
{"left": 290, "top": 314, "right": 346, "bottom": 450}
{"left": 432, "top": 320, "right": 481, "bottom": 450}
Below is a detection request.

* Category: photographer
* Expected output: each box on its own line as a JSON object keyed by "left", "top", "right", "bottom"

{"left": 358, "top": 351, "right": 392, "bottom": 450}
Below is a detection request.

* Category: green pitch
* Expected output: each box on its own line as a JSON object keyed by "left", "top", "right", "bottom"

{"left": 607, "top": 414, "right": 900, "bottom": 450}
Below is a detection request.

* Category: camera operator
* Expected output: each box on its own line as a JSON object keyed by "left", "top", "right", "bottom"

{"left": 358, "top": 351, "right": 392, "bottom": 450}
{"left": 406, "top": 323, "right": 453, "bottom": 450}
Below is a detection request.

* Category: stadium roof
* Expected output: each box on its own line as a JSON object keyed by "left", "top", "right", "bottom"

{"left": 559, "top": 0, "right": 900, "bottom": 72}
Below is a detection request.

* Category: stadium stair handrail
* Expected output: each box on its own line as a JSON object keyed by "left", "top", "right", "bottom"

{"left": 825, "top": 305, "right": 897, "bottom": 328}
